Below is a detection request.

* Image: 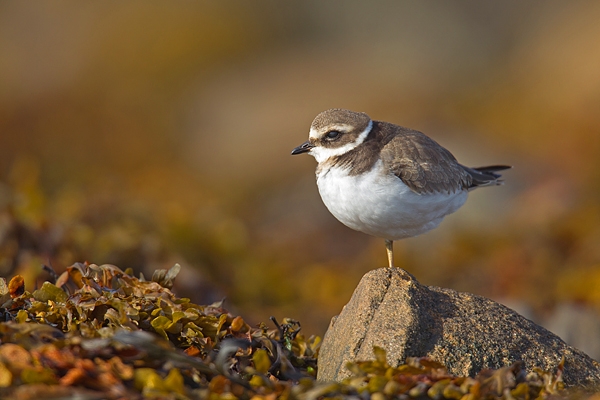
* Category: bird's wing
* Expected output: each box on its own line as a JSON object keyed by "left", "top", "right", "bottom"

{"left": 379, "top": 126, "right": 472, "bottom": 195}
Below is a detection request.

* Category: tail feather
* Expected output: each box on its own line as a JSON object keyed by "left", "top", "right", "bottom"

{"left": 462, "top": 165, "right": 511, "bottom": 189}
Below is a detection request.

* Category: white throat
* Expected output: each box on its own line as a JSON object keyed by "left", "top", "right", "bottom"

{"left": 309, "top": 120, "right": 373, "bottom": 163}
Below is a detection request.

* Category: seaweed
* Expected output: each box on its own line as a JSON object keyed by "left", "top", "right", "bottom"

{"left": 0, "top": 264, "right": 578, "bottom": 399}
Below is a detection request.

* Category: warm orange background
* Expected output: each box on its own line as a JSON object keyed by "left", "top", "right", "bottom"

{"left": 1, "top": 2, "right": 599, "bottom": 352}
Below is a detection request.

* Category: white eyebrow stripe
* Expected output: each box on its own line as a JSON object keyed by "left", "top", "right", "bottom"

{"left": 309, "top": 124, "right": 354, "bottom": 139}
{"left": 309, "top": 120, "right": 373, "bottom": 163}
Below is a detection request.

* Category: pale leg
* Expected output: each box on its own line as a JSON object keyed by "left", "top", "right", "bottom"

{"left": 385, "top": 239, "right": 394, "bottom": 268}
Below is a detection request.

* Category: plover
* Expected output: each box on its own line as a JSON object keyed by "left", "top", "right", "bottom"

{"left": 291, "top": 109, "right": 509, "bottom": 268}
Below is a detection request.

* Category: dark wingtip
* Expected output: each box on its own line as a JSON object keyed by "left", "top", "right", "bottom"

{"left": 465, "top": 165, "right": 511, "bottom": 188}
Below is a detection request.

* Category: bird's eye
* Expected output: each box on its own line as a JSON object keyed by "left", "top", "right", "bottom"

{"left": 325, "top": 130, "right": 341, "bottom": 140}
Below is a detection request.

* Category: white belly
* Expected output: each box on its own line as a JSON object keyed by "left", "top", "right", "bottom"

{"left": 316, "top": 160, "right": 468, "bottom": 240}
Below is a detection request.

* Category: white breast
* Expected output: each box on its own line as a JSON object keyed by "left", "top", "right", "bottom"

{"left": 316, "top": 160, "right": 468, "bottom": 240}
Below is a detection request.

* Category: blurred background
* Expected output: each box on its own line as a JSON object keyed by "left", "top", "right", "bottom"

{"left": 1, "top": 1, "right": 600, "bottom": 357}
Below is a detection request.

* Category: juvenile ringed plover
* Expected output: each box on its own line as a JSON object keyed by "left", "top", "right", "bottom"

{"left": 291, "top": 108, "right": 510, "bottom": 268}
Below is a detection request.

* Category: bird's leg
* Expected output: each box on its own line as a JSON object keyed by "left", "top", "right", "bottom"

{"left": 385, "top": 239, "right": 394, "bottom": 268}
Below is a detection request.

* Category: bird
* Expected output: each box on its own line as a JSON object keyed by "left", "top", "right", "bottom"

{"left": 291, "top": 108, "right": 510, "bottom": 269}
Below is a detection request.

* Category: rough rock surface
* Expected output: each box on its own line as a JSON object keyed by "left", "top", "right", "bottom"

{"left": 317, "top": 267, "right": 600, "bottom": 388}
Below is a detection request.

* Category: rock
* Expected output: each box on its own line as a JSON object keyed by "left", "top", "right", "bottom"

{"left": 317, "top": 267, "right": 600, "bottom": 388}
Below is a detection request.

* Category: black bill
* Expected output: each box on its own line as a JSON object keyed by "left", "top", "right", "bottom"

{"left": 291, "top": 141, "right": 314, "bottom": 155}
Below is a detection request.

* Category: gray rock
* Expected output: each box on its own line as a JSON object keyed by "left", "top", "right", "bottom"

{"left": 317, "top": 267, "right": 600, "bottom": 388}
